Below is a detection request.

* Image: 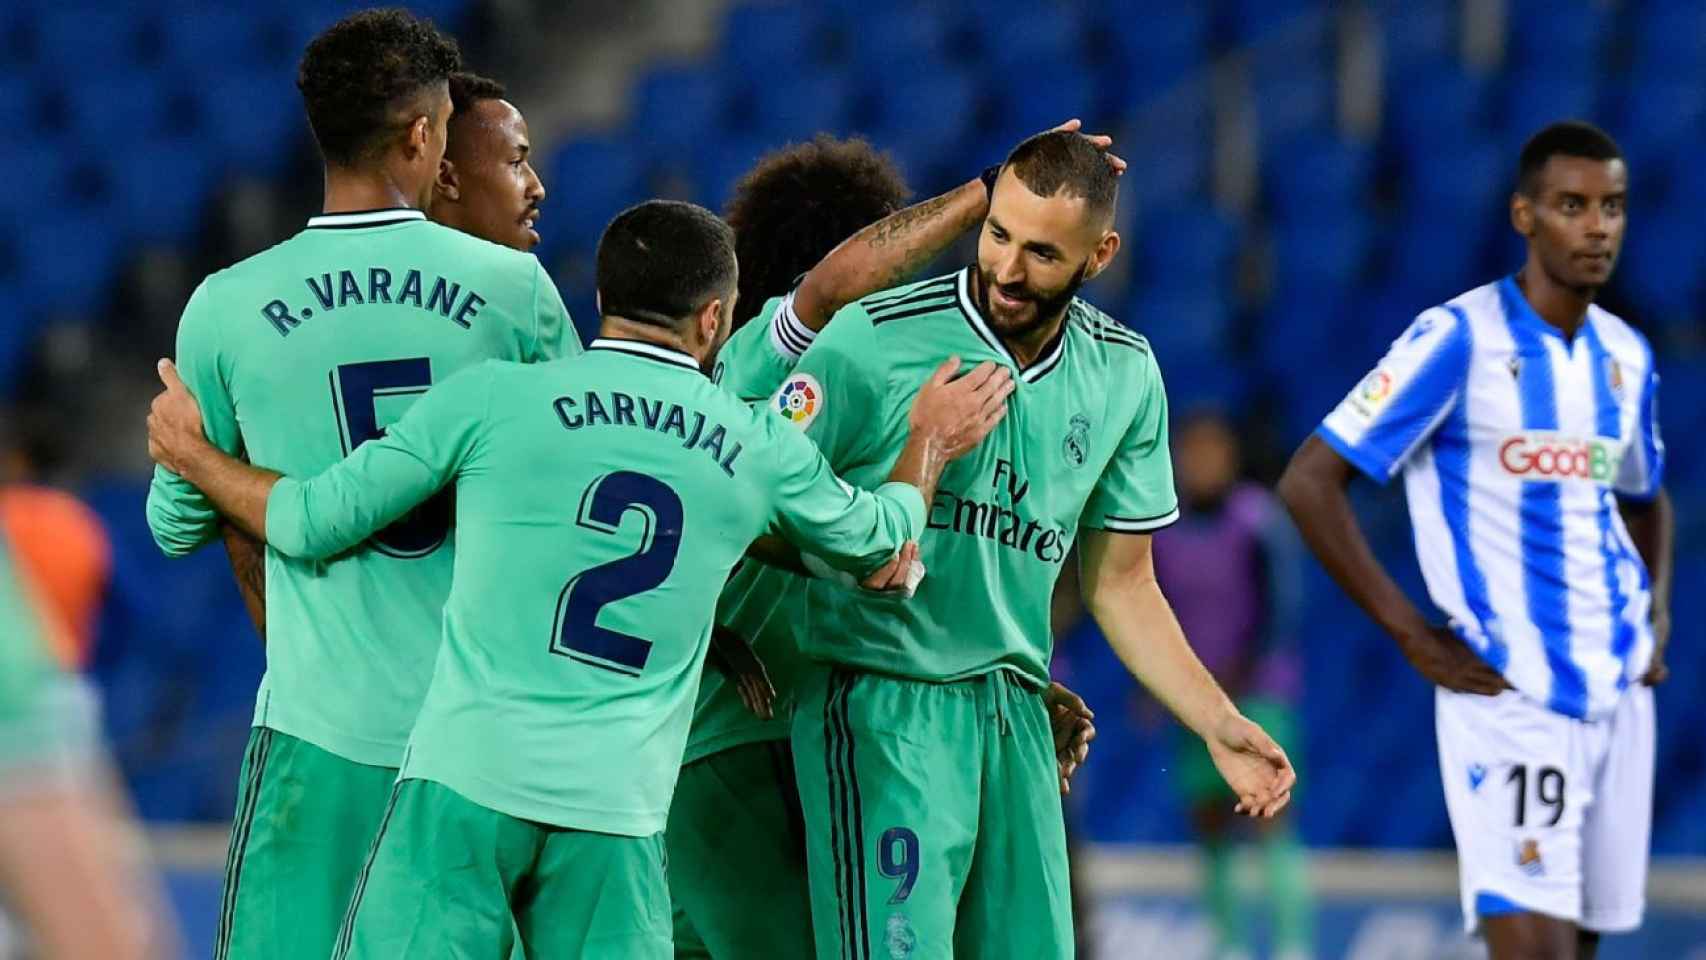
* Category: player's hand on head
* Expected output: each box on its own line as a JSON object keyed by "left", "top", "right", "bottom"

{"left": 1401, "top": 625, "right": 1510, "bottom": 696}
{"left": 909, "top": 357, "right": 1016, "bottom": 460}
{"left": 147, "top": 358, "right": 208, "bottom": 475}
{"left": 1207, "top": 711, "right": 1297, "bottom": 819}
{"left": 1045, "top": 119, "right": 1126, "bottom": 176}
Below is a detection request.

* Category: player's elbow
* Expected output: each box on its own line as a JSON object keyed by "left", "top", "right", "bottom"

{"left": 143, "top": 503, "right": 211, "bottom": 559}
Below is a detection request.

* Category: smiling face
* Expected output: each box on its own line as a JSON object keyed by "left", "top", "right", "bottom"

{"left": 1512, "top": 154, "right": 1627, "bottom": 293}
{"left": 974, "top": 167, "right": 1119, "bottom": 343}
{"left": 435, "top": 98, "right": 545, "bottom": 250}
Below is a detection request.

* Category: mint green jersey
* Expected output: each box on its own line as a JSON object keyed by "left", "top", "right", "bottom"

{"left": 0, "top": 535, "right": 95, "bottom": 770}
{"left": 689, "top": 293, "right": 817, "bottom": 763}
{"left": 144, "top": 208, "right": 578, "bottom": 767}
{"left": 783, "top": 267, "right": 1179, "bottom": 686}
{"left": 262, "top": 338, "right": 926, "bottom": 835}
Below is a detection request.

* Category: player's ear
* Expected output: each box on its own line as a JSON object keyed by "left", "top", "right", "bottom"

{"left": 1511, "top": 192, "right": 1534, "bottom": 236}
{"left": 695, "top": 296, "right": 724, "bottom": 347}
{"left": 405, "top": 113, "right": 431, "bottom": 159}
{"left": 436, "top": 158, "right": 460, "bottom": 202}
{"left": 1085, "top": 230, "right": 1121, "bottom": 280}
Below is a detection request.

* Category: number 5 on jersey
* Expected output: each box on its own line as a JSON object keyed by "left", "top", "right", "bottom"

{"left": 331, "top": 358, "right": 452, "bottom": 558}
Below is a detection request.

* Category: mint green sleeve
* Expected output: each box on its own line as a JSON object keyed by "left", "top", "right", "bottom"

{"left": 146, "top": 281, "right": 244, "bottom": 557}
{"left": 528, "top": 259, "right": 580, "bottom": 361}
{"left": 776, "top": 304, "right": 884, "bottom": 470}
{"left": 1080, "top": 347, "right": 1180, "bottom": 534}
{"left": 265, "top": 363, "right": 491, "bottom": 559}
{"left": 757, "top": 412, "right": 923, "bottom": 578}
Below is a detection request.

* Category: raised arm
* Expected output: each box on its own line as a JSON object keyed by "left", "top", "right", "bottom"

{"left": 793, "top": 119, "right": 1124, "bottom": 331}
{"left": 1078, "top": 528, "right": 1292, "bottom": 817}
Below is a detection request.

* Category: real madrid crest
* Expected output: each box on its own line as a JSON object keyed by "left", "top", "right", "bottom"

{"left": 1064, "top": 414, "right": 1090, "bottom": 468}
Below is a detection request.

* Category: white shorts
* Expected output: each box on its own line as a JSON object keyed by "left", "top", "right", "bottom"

{"left": 1435, "top": 684, "right": 1653, "bottom": 935}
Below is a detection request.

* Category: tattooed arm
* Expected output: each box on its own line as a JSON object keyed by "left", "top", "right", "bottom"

{"left": 221, "top": 522, "right": 266, "bottom": 643}
{"left": 791, "top": 180, "right": 988, "bottom": 332}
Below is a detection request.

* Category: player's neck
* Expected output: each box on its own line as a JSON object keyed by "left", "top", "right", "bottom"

{"left": 1514, "top": 261, "right": 1592, "bottom": 339}
{"left": 599, "top": 315, "right": 702, "bottom": 363}
{"left": 999, "top": 311, "right": 1067, "bottom": 368}
{"left": 321, "top": 164, "right": 422, "bottom": 215}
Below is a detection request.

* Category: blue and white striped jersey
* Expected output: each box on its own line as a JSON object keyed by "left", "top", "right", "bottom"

{"left": 1318, "top": 276, "right": 1664, "bottom": 721}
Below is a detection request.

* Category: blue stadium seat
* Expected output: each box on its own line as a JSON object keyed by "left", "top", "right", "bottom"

{"left": 1629, "top": 3, "right": 1706, "bottom": 80}
{"left": 630, "top": 64, "right": 733, "bottom": 154}
{"left": 1504, "top": 0, "right": 1609, "bottom": 75}
{"left": 18, "top": 212, "right": 120, "bottom": 315}
{"left": 749, "top": 70, "right": 854, "bottom": 140}
{"left": 1399, "top": 139, "right": 1505, "bottom": 220}
{"left": 843, "top": 4, "right": 955, "bottom": 78}
{"left": 1271, "top": 216, "right": 1373, "bottom": 292}
{"left": 0, "top": 77, "right": 44, "bottom": 134}
{"left": 0, "top": 140, "right": 73, "bottom": 225}
{"left": 1499, "top": 71, "right": 1598, "bottom": 148}
{"left": 156, "top": 8, "right": 262, "bottom": 70}
{"left": 718, "top": 2, "right": 829, "bottom": 85}
{"left": 1138, "top": 204, "right": 1242, "bottom": 288}
{"left": 99, "top": 138, "right": 214, "bottom": 244}
{"left": 984, "top": 63, "right": 1097, "bottom": 152}
{"left": 967, "top": 3, "right": 1085, "bottom": 75}
{"left": 191, "top": 67, "right": 301, "bottom": 175}
{"left": 865, "top": 68, "right": 979, "bottom": 181}
{"left": 1615, "top": 212, "right": 1704, "bottom": 322}
{"left": 1384, "top": 215, "right": 1500, "bottom": 308}
{"left": 1612, "top": 77, "right": 1706, "bottom": 171}
{"left": 32, "top": 5, "right": 151, "bottom": 70}
{"left": 0, "top": 283, "right": 31, "bottom": 397}
{"left": 1129, "top": 289, "right": 1233, "bottom": 363}
{"left": 1097, "top": 3, "right": 1209, "bottom": 99}
{"left": 695, "top": 135, "right": 774, "bottom": 210}
{"left": 1224, "top": 0, "right": 1326, "bottom": 44}
{"left": 544, "top": 137, "right": 647, "bottom": 251}
{"left": 1125, "top": 87, "right": 1212, "bottom": 205}
{"left": 1264, "top": 135, "right": 1374, "bottom": 223}
{"left": 60, "top": 70, "right": 173, "bottom": 143}
{"left": 1387, "top": 62, "right": 1492, "bottom": 154}
{"left": 1371, "top": 0, "right": 1455, "bottom": 77}
{"left": 1252, "top": 64, "right": 1335, "bottom": 146}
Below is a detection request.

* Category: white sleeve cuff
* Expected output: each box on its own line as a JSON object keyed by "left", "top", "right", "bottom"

{"left": 769, "top": 290, "right": 817, "bottom": 360}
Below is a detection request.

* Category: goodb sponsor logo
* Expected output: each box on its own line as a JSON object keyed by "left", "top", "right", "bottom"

{"left": 1498, "top": 433, "right": 1623, "bottom": 484}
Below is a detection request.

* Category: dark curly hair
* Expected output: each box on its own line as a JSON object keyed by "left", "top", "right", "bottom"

{"left": 297, "top": 8, "right": 462, "bottom": 167}
{"left": 723, "top": 136, "right": 911, "bottom": 328}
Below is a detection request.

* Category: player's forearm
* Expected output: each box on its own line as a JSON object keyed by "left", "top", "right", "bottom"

{"left": 1085, "top": 574, "right": 1236, "bottom": 740}
{"left": 884, "top": 429, "right": 953, "bottom": 508}
{"left": 1277, "top": 437, "right": 1431, "bottom": 643}
{"left": 144, "top": 470, "right": 221, "bottom": 558}
{"left": 220, "top": 523, "right": 267, "bottom": 642}
{"left": 171, "top": 441, "right": 278, "bottom": 544}
{"left": 745, "top": 535, "right": 811, "bottom": 576}
{"left": 1620, "top": 488, "right": 1673, "bottom": 618}
{"left": 794, "top": 180, "right": 987, "bottom": 330}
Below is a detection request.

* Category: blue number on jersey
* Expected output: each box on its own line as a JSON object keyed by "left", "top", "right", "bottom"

{"left": 331, "top": 358, "right": 453, "bottom": 558}
{"left": 551, "top": 471, "right": 685, "bottom": 676}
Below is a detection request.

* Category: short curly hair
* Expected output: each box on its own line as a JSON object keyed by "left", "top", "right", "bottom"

{"left": 448, "top": 71, "right": 506, "bottom": 118}
{"left": 598, "top": 200, "right": 738, "bottom": 331}
{"left": 723, "top": 136, "right": 911, "bottom": 328}
{"left": 297, "top": 8, "right": 462, "bottom": 167}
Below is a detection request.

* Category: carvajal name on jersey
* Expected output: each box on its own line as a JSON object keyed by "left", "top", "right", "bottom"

{"left": 260, "top": 268, "right": 489, "bottom": 337}
{"left": 554, "top": 390, "right": 744, "bottom": 477}
{"left": 1498, "top": 433, "right": 1625, "bottom": 484}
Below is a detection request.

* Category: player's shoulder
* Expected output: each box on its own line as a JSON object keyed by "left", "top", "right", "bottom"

{"left": 855, "top": 270, "right": 963, "bottom": 329}
{"left": 1066, "top": 298, "right": 1154, "bottom": 373}
{"left": 1585, "top": 303, "right": 1655, "bottom": 369}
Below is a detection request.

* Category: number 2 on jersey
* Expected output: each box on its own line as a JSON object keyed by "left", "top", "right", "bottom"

{"left": 330, "top": 358, "right": 452, "bottom": 558}
{"left": 550, "top": 471, "right": 685, "bottom": 677}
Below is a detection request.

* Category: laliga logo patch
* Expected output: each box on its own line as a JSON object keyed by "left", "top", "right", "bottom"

{"left": 774, "top": 373, "right": 822, "bottom": 430}
{"left": 1344, "top": 369, "right": 1395, "bottom": 423}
